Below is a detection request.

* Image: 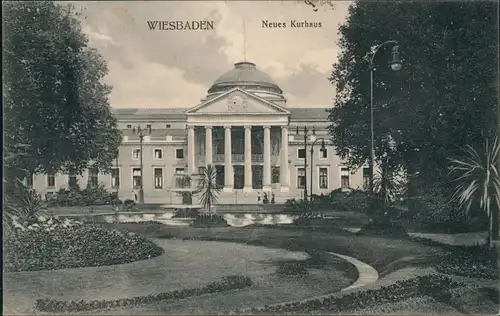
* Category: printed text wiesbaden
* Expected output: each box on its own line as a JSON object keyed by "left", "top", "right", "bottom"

{"left": 147, "top": 20, "right": 215, "bottom": 31}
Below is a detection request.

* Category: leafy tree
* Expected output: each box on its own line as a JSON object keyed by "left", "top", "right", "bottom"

{"left": 3, "top": 1, "right": 122, "bottom": 182}
{"left": 197, "top": 165, "right": 222, "bottom": 213}
{"left": 449, "top": 137, "right": 500, "bottom": 247}
{"left": 328, "top": 1, "right": 498, "bottom": 187}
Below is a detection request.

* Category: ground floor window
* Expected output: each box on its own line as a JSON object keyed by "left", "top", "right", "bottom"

{"left": 88, "top": 168, "right": 99, "bottom": 187}
{"left": 319, "top": 168, "right": 328, "bottom": 189}
{"left": 111, "top": 168, "right": 120, "bottom": 188}
{"left": 175, "top": 168, "right": 185, "bottom": 188}
{"left": 132, "top": 168, "right": 141, "bottom": 188}
{"left": 297, "top": 168, "right": 306, "bottom": 189}
{"left": 47, "top": 173, "right": 55, "bottom": 188}
{"left": 271, "top": 167, "right": 280, "bottom": 184}
{"left": 363, "top": 167, "right": 370, "bottom": 190}
{"left": 68, "top": 174, "right": 77, "bottom": 188}
{"left": 26, "top": 173, "right": 34, "bottom": 188}
{"left": 154, "top": 168, "right": 163, "bottom": 189}
{"left": 341, "top": 167, "right": 350, "bottom": 189}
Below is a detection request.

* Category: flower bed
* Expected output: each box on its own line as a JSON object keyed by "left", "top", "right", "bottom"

{"left": 191, "top": 214, "right": 229, "bottom": 228}
{"left": 4, "top": 217, "right": 164, "bottom": 272}
{"left": 292, "top": 213, "right": 336, "bottom": 227}
{"left": 36, "top": 275, "right": 252, "bottom": 312}
{"left": 411, "top": 237, "right": 497, "bottom": 280}
{"left": 233, "top": 275, "right": 461, "bottom": 314}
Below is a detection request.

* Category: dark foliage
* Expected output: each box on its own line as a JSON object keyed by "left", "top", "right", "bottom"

{"left": 47, "top": 184, "right": 119, "bottom": 207}
{"left": 233, "top": 275, "right": 462, "bottom": 314}
{"left": 357, "top": 208, "right": 408, "bottom": 237}
{"left": 4, "top": 222, "right": 163, "bottom": 272}
{"left": 190, "top": 214, "right": 229, "bottom": 228}
{"left": 3, "top": 2, "right": 122, "bottom": 181}
{"left": 328, "top": 1, "right": 498, "bottom": 186}
{"left": 36, "top": 275, "right": 252, "bottom": 312}
{"left": 412, "top": 237, "right": 497, "bottom": 279}
{"left": 293, "top": 213, "right": 336, "bottom": 227}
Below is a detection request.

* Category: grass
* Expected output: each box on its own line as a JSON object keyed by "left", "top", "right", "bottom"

{"left": 101, "top": 223, "right": 439, "bottom": 271}
{"left": 4, "top": 236, "right": 355, "bottom": 315}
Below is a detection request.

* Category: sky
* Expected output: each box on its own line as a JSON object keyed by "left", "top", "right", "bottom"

{"left": 71, "top": 1, "right": 352, "bottom": 108}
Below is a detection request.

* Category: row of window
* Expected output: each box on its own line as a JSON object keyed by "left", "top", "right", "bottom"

{"left": 133, "top": 148, "right": 184, "bottom": 160}
{"left": 30, "top": 166, "right": 371, "bottom": 191}
{"left": 130, "top": 148, "right": 327, "bottom": 160}
{"left": 297, "top": 148, "right": 328, "bottom": 159}
{"left": 126, "top": 124, "right": 171, "bottom": 129}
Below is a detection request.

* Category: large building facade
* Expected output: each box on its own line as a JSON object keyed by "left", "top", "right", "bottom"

{"left": 31, "top": 62, "right": 370, "bottom": 204}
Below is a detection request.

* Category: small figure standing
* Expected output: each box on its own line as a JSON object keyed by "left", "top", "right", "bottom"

{"left": 271, "top": 193, "right": 275, "bottom": 204}
{"left": 263, "top": 192, "right": 269, "bottom": 204}
{"left": 257, "top": 191, "right": 261, "bottom": 204}
{"left": 133, "top": 190, "right": 138, "bottom": 202}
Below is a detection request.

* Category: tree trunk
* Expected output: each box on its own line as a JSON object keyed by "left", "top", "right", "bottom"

{"left": 491, "top": 204, "right": 499, "bottom": 247}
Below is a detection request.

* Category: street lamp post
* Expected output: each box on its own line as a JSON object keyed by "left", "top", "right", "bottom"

{"left": 369, "top": 41, "right": 402, "bottom": 192}
{"left": 296, "top": 126, "right": 316, "bottom": 201}
{"left": 310, "top": 138, "right": 327, "bottom": 200}
{"left": 132, "top": 125, "right": 152, "bottom": 204}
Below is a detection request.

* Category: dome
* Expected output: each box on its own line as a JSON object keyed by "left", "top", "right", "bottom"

{"left": 207, "top": 62, "right": 284, "bottom": 100}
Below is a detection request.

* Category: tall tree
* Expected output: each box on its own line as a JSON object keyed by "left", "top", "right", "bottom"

{"left": 328, "top": 1, "right": 498, "bottom": 186}
{"left": 3, "top": 1, "right": 122, "bottom": 180}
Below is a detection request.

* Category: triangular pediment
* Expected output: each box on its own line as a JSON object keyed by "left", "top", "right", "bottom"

{"left": 185, "top": 88, "right": 290, "bottom": 115}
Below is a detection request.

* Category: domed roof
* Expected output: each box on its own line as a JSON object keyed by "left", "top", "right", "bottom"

{"left": 208, "top": 62, "right": 282, "bottom": 94}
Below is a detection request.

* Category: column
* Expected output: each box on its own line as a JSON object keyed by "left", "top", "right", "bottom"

{"left": 280, "top": 126, "right": 290, "bottom": 192}
{"left": 205, "top": 126, "right": 213, "bottom": 166}
{"left": 263, "top": 125, "right": 272, "bottom": 191}
{"left": 224, "top": 125, "right": 233, "bottom": 192}
{"left": 187, "top": 125, "right": 196, "bottom": 174}
{"left": 244, "top": 125, "right": 253, "bottom": 192}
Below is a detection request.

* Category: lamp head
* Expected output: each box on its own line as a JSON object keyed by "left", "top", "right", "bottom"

{"left": 390, "top": 45, "right": 402, "bottom": 71}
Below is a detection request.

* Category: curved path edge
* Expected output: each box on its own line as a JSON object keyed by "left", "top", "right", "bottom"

{"left": 328, "top": 252, "right": 379, "bottom": 292}
{"left": 238, "top": 251, "right": 379, "bottom": 313}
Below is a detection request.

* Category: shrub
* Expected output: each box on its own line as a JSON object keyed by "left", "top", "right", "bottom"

{"left": 172, "top": 208, "right": 200, "bottom": 218}
{"left": 409, "top": 185, "right": 488, "bottom": 233}
{"left": 284, "top": 198, "right": 310, "bottom": 212}
{"left": 123, "top": 199, "right": 137, "bottom": 212}
{"left": 191, "top": 214, "right": 229, "bottom": 228}
{"left": 234, "top": 275, "right": 461, "bottom": 314}
{"left": 339, "top": 189, "right": 373, "bottom": 213}
{"left": 434, "top": 244, "right": 497, "bottom": 279}
{"left": 292, "top": 213, "right": 335, "bottom": 227}
{"left": 36, "top": 275, "right": 252, "bottom": 312}
{"left": 181, "top": 191, "right": 193, "bottom": 205}
{"left": 4, "top": 217, "right": 163, "bottom": 272}
{"left": 4, "top": 179, "right": 46, "bottom": 227}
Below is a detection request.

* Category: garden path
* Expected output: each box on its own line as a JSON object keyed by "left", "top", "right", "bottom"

{"left": 3, "top": 240, "right": 353, "bottom": 315}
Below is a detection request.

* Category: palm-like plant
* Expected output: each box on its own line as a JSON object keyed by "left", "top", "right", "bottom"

{"left": 449, "top": 137, "right": 500, "bottom": 248}
{"left": 197, "top": 164, "right": 222, "bottom": 214}
{"left": 4, "top": 178, "right": 46, "bottom": 225}
{"left": 373, "top": 157, "right": 405, "bottom": 209}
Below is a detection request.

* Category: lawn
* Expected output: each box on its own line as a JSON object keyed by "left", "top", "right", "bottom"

{"left": 102, "top": 223, "right": 439, "bottom": 271}
{"left": 98, "top": 223, "right": 498, "bottom": 315}
{"left": 3, "top": 237, "right": 355, "bottom": 315}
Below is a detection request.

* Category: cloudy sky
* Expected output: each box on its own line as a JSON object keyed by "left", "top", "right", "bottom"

{"left": 72, "top": 1, "right": 352, "bottom": 108}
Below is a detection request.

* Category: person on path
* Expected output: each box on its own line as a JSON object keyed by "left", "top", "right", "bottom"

{"left": 257, "top": 191, "right": 261, "bottom": 204}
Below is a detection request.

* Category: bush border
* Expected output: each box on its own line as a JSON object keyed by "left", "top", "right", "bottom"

{"left": 36, "top": 275, "right": 252, "bottom": 312}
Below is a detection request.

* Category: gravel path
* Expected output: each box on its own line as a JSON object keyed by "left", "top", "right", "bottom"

{"left": 3, "top": 240, "right": 354, "bottom": 315}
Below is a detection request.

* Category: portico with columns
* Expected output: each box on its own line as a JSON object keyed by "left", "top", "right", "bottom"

{"left": 32, "top": 61, "right": 371, "bottom": 204}
{"left": 185, "top": 87, "right": 291, "bottom": 193}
